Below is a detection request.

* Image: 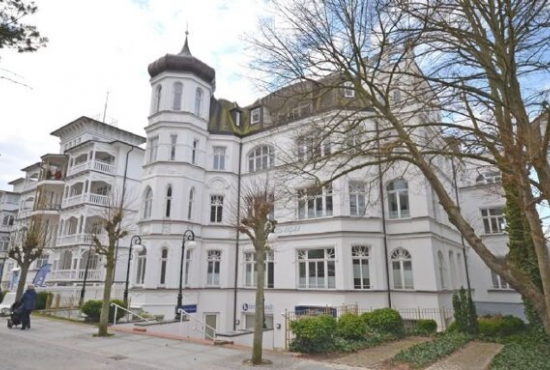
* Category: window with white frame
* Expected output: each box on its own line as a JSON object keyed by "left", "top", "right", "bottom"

{"left": 195, "top": 88, "right": 203, "bottom": 116}
{"left": 159, "top": 248, "right": 168, "bottom": 285}
{"left": 250, "top": 108, "right": 260, "bottom": 124}
{"left": 349, "top": 182, "right": 366, "bottom": 216}
{"left": 143, "top": 187, "right": 153, "bottom": 219}
{"left": 248, "top": 145, "right": 274, "bottom": 172}
{"left": 135, "top": 247, "right": 147, "bottom": 285}
{"left": 2, "top": 214, "right": 14, "bottom": 226}
{"left": 172, "top": 82, "right": 183, "bottom": 110}
{"left": 481, "top": 208, "right": 505, "bottom": 233}
{"left": 187, "top": 188, "right": 195, "bottom": 220}
{"left": 344, "top": 81, "right": 355, "bottom": 98}
{"left": 391, "top": 248, "right": 414, "bottom": 289}
{"left": 297, "top": 135, "right": 331, "bottom": 162}
{"left": 352, "top": 245, "right": 370, "bottom": 289}
{"left": 184, "top": 249, "right": 193, "bottom": 286}
{"left": 170, "top": 134, "right": 177, "bottom": 160}
{"left": 192, "top": 139, "right": 199, "bottom": 164}
{"left": 297, "top": 184, "right": 333, "bottom": 219}
{"left": 148, "top": 137, "right": 159, "bottom": 163}
{"left": 491, "top": 271, "right": 512, "bottom": 290}
{"left": 213, "top": 146, "right": 226, "bottom": 170}
{"left": 206, "top": 250, "right": 221, "bottom": 286}
{"left": 244, "top": 251, "right": 274, "bottom": 288}
{"left": 476, "top": 171, "right": 501, "bottom": 184}
{"left": 165, "top": 186, "right": 172, "bottom": 218}
{"left": 210, "top": 195, "right": 224, "bottom": 223}
{"left": 0, "top": 235, "right": 9, "bottom": 251}
{"left": 155, "top": 85, "right": 162, "bottom": 113}
{"left": 437, "top": 251, "right": 448, "bottom": 289}
{"left": 297, "top": 248, "right": 336, "bottom": 289}
{"left": 387, "top": 179, "right": 410, "bottom": 219}
{"left": 35, "top": 253, "right": 49, "bottom": 269}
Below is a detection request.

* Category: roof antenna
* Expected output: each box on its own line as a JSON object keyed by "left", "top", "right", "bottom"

{"left": 102, "top": 91, "right": 109, "bottom": 123}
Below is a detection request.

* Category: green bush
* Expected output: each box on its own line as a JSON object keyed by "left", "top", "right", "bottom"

{"left": 491, "top": 333, "right": 550, "bottom": 370}
{"left": 452, "top": 287, "right": 478, "bottom": 334}
{"left": 290, "top": 315, "right": 337, "bottom": 353}
{"left": 416, "top": 319, "right": 438, "bottom": 334}
{"left": 81, "top": 299, "right": 127, "bottom": 322}
{"left": 336, "top": 313, "right": 366, "bottom": 340}
{"left": 478, "top": 315, "right": 525, "bottom": 337}
{"left": 35, "top": 291, "right": 53, "bottom": 310}
{"left": 362, "top": 308, "right": 404, "bottom": 335}
{"left": 393, "top": 332, "right": 472, "bottom": 368}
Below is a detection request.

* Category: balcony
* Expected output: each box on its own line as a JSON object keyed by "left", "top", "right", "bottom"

{"left": 57, "top": 233, "right": 108, "bottom": 247}
{"left": 67, "top": 160, "right": 115, "bottom": 177}
{"left": 49, "top": 269, "right": 104, "bottom": 281}
{"left": 62, "top": 193, "right": 110, "bottom": 208}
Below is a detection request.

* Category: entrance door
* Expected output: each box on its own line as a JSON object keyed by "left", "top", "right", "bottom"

{"left": 204, "top": 313, "right": 217, "bottom": 340}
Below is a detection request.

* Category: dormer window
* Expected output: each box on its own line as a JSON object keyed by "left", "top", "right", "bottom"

{"left": 235, "top": 111, "right": 241, "bottom": 127}
{"left": 251, "top": 108, "right": 261, "bottom": 125}
{"left": 344, "top": 81, "right": 355, "bottom": 98}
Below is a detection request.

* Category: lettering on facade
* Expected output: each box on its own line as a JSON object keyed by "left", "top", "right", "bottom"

{"left": 274, "top": 225, "right": 301, "bottom": 235}
{"left": 242, "top": 303, "right": 273, "bottom": 313}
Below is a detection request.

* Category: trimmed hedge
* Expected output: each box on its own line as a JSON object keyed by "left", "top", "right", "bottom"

{"left": 81, "top": 299, "right": 127, "bottom": 322}
{"left": 290, "top": 315, "right": 337, "bottom": 353}
{"left": 36, "top": 292, "right": 53, "bottom": 310}
{"left": 362, "top": 308, "right": 404, "bottom": 335}
{"left": 478, "top": 315, "right": 525, "bottom": 337}
{"left": 392, "top": 332, "right": 472, "bottom": 368}
{"left": 336, "top": 313, "right": 366, "bottom": 340}
{"left": 417, "top": 319, "right": 437, "bottom": 334}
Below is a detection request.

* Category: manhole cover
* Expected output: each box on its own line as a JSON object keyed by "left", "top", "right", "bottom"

{"left": 109, "top": 355, "right": 128, "bottom": 361}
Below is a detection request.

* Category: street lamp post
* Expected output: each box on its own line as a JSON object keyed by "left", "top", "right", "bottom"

{"left": 176, "top": 229, "right": 196, "bottom": 320}
{"left": 79, "top": 242, "right": 94, "bottom": 307}
{"left": 123, "top": 235, "right": 143, "bottom": 306}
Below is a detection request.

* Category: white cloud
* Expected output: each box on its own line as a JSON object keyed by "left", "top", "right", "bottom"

{"left": 0, "top": 0, "right": 268, "bottom": 188}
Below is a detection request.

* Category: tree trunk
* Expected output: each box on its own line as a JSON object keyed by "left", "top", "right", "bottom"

{"left": 98, "top": 254, "right": 115, "bottom": 336}
{"left": 252, "top": 247, "right": 265, "bottom": 365}
{"left": 15, "top": 261, "right": 31, "bottom": 301}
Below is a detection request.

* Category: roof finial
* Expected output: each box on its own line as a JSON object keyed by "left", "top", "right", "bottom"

{"left": 180, "top": 23, "right": 191, "bottom": 56}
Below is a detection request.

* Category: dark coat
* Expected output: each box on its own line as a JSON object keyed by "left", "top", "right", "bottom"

{"left": 21, "top": 289, "right": 37, "bottom": 311}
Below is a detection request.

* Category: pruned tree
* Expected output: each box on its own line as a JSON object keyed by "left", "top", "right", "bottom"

{"left": 248, "top": 0, "right": 550, "bottom": 334}
{"left": 8, "top": 213, "right": 49, "bottom": 300}
{"left": 91, "top": 191, "right": 134, "bottom": 337}
{"left": 237, "top": 178, "right": 277, "bottom": 365}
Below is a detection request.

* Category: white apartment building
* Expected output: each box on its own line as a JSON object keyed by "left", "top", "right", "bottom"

{"left": 4, "top": 117, "right": 145, "bottom": 293}
{"left": 0, "top": 190, "right": 19, "bottom": 287}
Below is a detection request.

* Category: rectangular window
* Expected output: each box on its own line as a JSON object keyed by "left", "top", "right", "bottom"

{"left": 491, "top": 271, "right": 512, "bottom": 290}
{"left": 349, "top": 182, "right": 366, "bottom": 216}
{"left": 481, "top": 208, "right": 505, "bottom": 234}
{"left": 251, "top": 108, "right": 261, "bottom": 124}
{"left": 297, "top": 184, "right": 333, "bottom": 219}
{"left": 192, "top": 139, "right": 199, "bottom": 164}
{"left": 352, "top": 245, "right": 370, "bottom": 289}
{"left": 149, "top": 137, "right": 159, "bottom": 163}
{"left": 297, "top": 135, "right": 330, "bottom": 162}
{"left": 207, "top": 250, "right": 221, "bottom": 286}
{"left": 184, "top": 249, "right": 193, "bottom": 286}
{"left": 213, "top": 146, "right": 226, "bottom": 170}
{"left": 210, "top": 195, "right": 224, "bottom": 223}
{"left": 297, "top": 248, "right": 336, "bottom": 289}
{"left": 244, "top": 251, "right": 274, "bottom": 288}
{"left": 170, "top": 135, "right": 177, "bottom": 160}
{"left": 344, "top": 81, "right": 355, "bottom": 98}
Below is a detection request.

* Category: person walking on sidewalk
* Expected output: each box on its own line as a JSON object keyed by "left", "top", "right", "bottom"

{"left": 20, "top": 284, "right": 37, "bottom": 330}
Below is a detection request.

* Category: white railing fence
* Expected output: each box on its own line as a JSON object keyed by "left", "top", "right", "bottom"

{"left": 178, "top": 309, "right": 217, "bottom": 342}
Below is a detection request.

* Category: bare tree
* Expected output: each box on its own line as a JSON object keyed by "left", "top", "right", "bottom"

{"left": 248, "top": 0, "right": 550, "bottom": 333}
{"left": 236, "top": 178, "right": 277, "bottom": 365}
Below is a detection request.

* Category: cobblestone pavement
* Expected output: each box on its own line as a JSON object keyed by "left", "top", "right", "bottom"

{"left": 425, "top": 341, "right": 503, "bottom": 370}
{"left": 327, "top": 337, "right": 430, "bottom": 368}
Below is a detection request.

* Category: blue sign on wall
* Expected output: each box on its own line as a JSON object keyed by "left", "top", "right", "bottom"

{"left": 179, "top": 304, "right": 197, "bottom": 313}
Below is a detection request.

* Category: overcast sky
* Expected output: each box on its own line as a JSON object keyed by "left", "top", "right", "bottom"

{"left": 0, "top": 0, "right": 268, "bottom": 189}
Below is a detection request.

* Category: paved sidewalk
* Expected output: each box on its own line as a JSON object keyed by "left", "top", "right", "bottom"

{"left": 0, "top": 316, "right": 354, "bottom": 370}
{"left": 425, "top": 341, "right": 503, "bottom": 370}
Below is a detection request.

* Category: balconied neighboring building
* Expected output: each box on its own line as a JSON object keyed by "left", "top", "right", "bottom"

{"left": 0, "top": 190, "right": 19, "bottom": 288}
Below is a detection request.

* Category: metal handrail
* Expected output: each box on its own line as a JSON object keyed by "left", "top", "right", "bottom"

{"left": 178, "top": 308, "right": 217, "bottom": 341}
{"left": 110, "top": 302, "right": 155, "bottom": 325}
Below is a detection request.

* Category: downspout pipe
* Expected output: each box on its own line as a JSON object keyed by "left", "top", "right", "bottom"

{"left": 233, "top": 142, "right": 243, "bottom": 330}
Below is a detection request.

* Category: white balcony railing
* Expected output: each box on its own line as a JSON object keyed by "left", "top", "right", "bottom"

{"left": 49, "top": 269, "right": 104, "bottom": 281}
{"left": 62, "top": 193, "right": 109, "bottom": 208}
{"left": 57, "top": 233, "right": 108, "bottom": 246}
{"left": 67, "top": 160, "right": 115, "bottom": 177}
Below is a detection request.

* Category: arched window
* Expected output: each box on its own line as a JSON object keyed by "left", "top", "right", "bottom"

{"left": 159, "top": 248, "right": 168, "bottom": 285}
{"left": 195, "top": 88, "right": 203, "bottom": 116}
{"left": 172, "top": 82, "right": 183, "bottom": 110}
{"left": 60, "top": 250, "right": 73, "bottom": 270}
{"left": 438, "top": 251, "right": 448, "bottom": 289}
{"left": 187, "top": 188, "right": 195, "bottom": 220}
{"left": 248, "top": 145, "right": 274, "bottom": 172}
{"left": 155, "top": 85, "right": 162, "bottom": 113}
{"left": 165, "top": 186, "right": 172, "bottom": 218}
{"left": 143, "top": 187, "right": 153, "bottom": 219}
{"left": 387, "top": 179, "right": 409, "bottom": 219}
{"left": 391, "top": 248, "right": 413, "bottom": 289}
{"left": 136, "top": 247, "right": 147, "bottom": 285}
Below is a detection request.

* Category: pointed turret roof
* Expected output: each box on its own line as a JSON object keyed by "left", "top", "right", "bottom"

{"left": 180, "top": 31, "right": 192, "bottom": 56}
